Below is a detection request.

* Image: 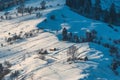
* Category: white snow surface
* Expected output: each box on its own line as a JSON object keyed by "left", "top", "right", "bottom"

{"left": 0, "top": 0, "right": 120, "bottom": 80}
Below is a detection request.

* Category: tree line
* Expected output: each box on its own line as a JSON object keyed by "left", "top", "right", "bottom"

{"left": 62, "top": 27, "right": 97, "bottom": 43}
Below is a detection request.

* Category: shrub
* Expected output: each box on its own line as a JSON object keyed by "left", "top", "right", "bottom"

{"left": 109, "top": 46, "right": 118, "bottom": 56}
{"left": 10, "top": 70, "right": 20, "bottom": 79}
{"left": 57, "top": 4, "right": 60, "bottom": 6}
{"left": 114, "top": 29, "right": 118, "bottom": 32}
{"left": 50, "top": 15, "right": 56, "bottom": 20}
{"left": 4, "top": 61, "right": 12, "bottom": 68}
{"left": 39, "top": 55, "right": 45, "bottom": 60}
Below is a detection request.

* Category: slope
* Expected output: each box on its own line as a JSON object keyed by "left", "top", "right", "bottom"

{"left": 0, "top": 0, "right": 120, "bottom": 80}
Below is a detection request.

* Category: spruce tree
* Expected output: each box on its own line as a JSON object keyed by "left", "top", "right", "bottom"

{"left": 80, "top": 0, "right": 85, "bottom": 7}
{"left": 62, "top": 28, "right": 68, "bottom": 41}
{"left": 109, "top": 3, "right": 117, "bottom": 24}
{"left": 103, "top": 10, "right": 110, "bottom": 23}
{"left": 66, "top": 0, "right": 70, "bottom": 6}
{"left": 66, "top": 0, "right": 74, "bottom": 8}
{"left": 94, "top": 0, "right": 102, "bottom": 20}
{"left": 84, "top": 0, "right": 92, "bottom": 16}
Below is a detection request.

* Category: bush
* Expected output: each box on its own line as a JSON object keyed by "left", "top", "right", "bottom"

{"left": 39, "top": 55, "right": 45, "bottom": 60}
{"left": 1, "top": 44, "right": 3, "bottom": 47}
{"left": 49, "top": 5, "right": 53, "bottom": 8}
{"left": 109, "top": 46, "right": 118, "bottom": 56}
{"left": 108, "top": 24, "right": 114, "bottom": 29}
{"left": 57, "top": 4, "right": 60, "bottom": 6}
{"left": 0, "top": 63, "right": 10, "bottom": 80}
{"left": 111, "top": 60, "right": 119, "bottom": 75}
{"left": 86, "top": 29, "right": 97, "bottom": 42}
{"left": 4, "top": 61, "right": 12, "bottom": 68}
{"left": 0, "top": 63, "right": 3, "bottom": 73}
{"left": 114, "top": 29, "right": 118, "bottom": 32}
{"left": 43, "top": 50, "right": 48, "bottom": 54}
{"left": 10, "top": 70, "right": 20, "bottom": 79}
{"left": 38, "top": 49, "right": 49, "bottom": 54}
{"left": 50, "top": 15, "right": 56, "bottom": 20}
{"left": 44, "top": 19, "right": 47, "bottom": 22}
{"left": 103, "top": 43, "right": 110, "bottom": 48}
{"left": 0, "top": 69, "right": 10, "bottom": 80}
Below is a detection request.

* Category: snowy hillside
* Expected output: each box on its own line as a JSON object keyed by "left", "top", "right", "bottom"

{"left": 0, "top": 0, "right": 120, "bottom": 80}
{"left": 37, "top": 6, "right": 120, "bottom": 48}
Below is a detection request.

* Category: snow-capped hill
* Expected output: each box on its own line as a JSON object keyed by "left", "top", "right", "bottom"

{"left": 0, "top": 0, "right": 120, "bottom": 80}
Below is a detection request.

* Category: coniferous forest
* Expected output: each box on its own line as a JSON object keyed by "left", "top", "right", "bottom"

{"left": 66, "top": 0, "right": 120, "bottom": 26}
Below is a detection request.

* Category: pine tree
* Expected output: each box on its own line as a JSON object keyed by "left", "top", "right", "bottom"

{"left": 84, "top": 0, "right": 92, "bottom": 16}
{"left": 66, "top": 0, "right": 70, "bottom": 6}
{"left": 109, "top": 3, "right": 117, "bottom": 24}
{"left": 79, "top": 0, "right": 85, "bottom": 7}
{"left": 74, "top": 0, "right": 81, "bottom": 9}
{"left": 66, "top": 0, "right": 73, "bottom": 7}
{"left": 103, "top": 10, "right": 110, "bottom": 23}
{"left": 62, "top": 28, "right": 68, "bottom": 41}
{"left": 94, "top": 0, "right": 102, "bottom": 20}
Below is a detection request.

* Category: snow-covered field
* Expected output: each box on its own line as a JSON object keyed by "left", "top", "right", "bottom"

{"left": 0, "top": 0, "right": 120, "bottom": 80}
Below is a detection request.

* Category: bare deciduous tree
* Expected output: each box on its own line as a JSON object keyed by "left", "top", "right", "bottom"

{"left": 67, "top": 45, "right": 78, "bottom": 62}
